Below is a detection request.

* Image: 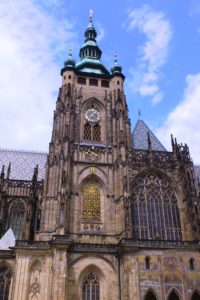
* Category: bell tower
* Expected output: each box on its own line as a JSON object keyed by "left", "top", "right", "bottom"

{"left": 39, "top": 13, "right": 131, "bottom": 240}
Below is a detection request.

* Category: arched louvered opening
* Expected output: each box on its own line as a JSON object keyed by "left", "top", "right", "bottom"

{"left": 82, "top": 182, "right": 101, "bottom": 221}
{"left": 84, "top": 123, "right": 92, "bottom": 140}
{"left": 0, "top": 266, "right": 12, "bottom": 300}
{"left": 93, "top": 124, "right": 101, "bottom": 141}
{"left": 145, "top": 256, "right": 150, "bottom": 269}
{"left": 131, "top": 172, "right": 182, "bottom": 240}
{"left": 9, "top": 199, "right": 25, "bottom": 240}
{"left": 168, "top": 291, "right": 180, "bottom": 300}
{"left": 144, "top": 290, "right": 157, "bottom": 300}
{"left": 189, "top": 258, "right": 195, "bottom": 271}
{"left": 82, "top": 272, "right": 100, "bottom": 300}
{"left": 192, "top": 291, "right": 200, "bottom": 300}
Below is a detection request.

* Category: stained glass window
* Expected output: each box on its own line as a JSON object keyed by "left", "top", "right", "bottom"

{"left": 9, "top": 199, "right": 25, "bottom": 240}
{"left": 131, "top": 173, "right": 182, "bottom": 241}
{"left": 0, "top": 266, "right": 12, "bottom": 300}
{"left": 83, "top": 182, "right": 100, "bottom": 221}
{"left": 82, "top": 272, "right": 100, "bottom": 300}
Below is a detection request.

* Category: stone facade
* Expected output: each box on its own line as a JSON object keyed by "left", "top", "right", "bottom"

{"left": 0, "top": 15, "right": 200, "bottom": 300}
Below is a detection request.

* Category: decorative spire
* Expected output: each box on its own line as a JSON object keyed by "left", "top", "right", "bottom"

{"left": 138, "top": 109, "right": 141, "bottom": 120}
{"left": 64, "top": 48, "right": 75, "bottom": 67}
{"left": 147, "top": 132, "right": 152, "bottom": 152}
{"left": 79, "top": 12, "right": 102, "bottom": 61}
{"left": 111, "top": 52, "right": 122, "bottom": 74}
{"left": 6, "top": 162, "right": 11, "bottom": 179}
{"left": 74, "top": 12, "right": 110, "bottom": 76}
{"left": 1, "top": 165, "right": 5, "bottom": 179}
{"left": 171, "top": 134, "right": 175, "bottom": 151}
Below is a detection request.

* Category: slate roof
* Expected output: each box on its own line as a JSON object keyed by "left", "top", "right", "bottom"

{"left": 0, "top": 148, "right": 47, "bottom": 181}
{"left": 132, "top": 119, "right": 166, "bottom": 151}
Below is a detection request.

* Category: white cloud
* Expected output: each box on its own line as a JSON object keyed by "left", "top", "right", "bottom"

{"left": 0, "top": 0, "right": 77, "bottom": 151}
{"left": 156, "top": 73, "right": 200, "bottom": 164}
{"left": 127, "top": 5, "right": 172, "bottom": 104}
{"left": 96, "top": 22, "right": 105, "bottom": 42}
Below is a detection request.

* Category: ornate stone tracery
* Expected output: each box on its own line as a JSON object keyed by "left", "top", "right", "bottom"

{"left": 0, "top": 265, "right": 12, "bottom": 300}
{"left": 131, "top": 172, "right": 182, "bottom": 240}
{"left": 28, "top": 261, "right": 42, "bottom": 300}
{"left": 9, "top": 199, "right": 25, "bottom": 240}
{"left": 82, "top": 272, "right": 100, "bottom": 300}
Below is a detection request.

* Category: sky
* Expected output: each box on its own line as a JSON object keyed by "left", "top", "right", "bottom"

{"left": 0, "top": 0, "right": 200, "bottom": 163}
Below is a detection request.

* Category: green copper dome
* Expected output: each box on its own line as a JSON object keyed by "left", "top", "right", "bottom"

{"left": 75, "top": 11, "right": 109, "bottom": 76}
{"left": 64, "top": 49, "right": 76, "bottom": 68}
{"left": 111, "top": 54, "right": 122, "bottom": 75}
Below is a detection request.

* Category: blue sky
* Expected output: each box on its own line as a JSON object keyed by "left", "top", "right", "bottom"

{"left": 0, "top": 0, "right": 200, "bottom": 163}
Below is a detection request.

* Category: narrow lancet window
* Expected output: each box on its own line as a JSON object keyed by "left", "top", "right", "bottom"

{"left": 82, "top": 272, "right": 100, "bottom": 300}
{"left": 9, "top": 199, "right": 25, "bottom": 240}
{"left": 190, "top": 258, "right": 195, "bottom": 271}
{"left": 93, "top": 124, "right": 101, "bottom": 141}
{"left": 145, "top": 257, "right": 150, "bottom": 269}
{"left": 0, "top": 266, "right": 12, "bottom": 300}
{"left": 84, "top": 123, "right": 92, "bottom": 140}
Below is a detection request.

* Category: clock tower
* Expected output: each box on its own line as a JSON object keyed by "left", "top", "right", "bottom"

{"left": 39, "top": 12, "right": 132, "bottom": 239}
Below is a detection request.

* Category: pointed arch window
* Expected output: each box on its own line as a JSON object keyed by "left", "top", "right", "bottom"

{"left": 84, "top": 123, "right": 92, "bottom": 140}
{"left": 131, "top": 173, "right": 182, "bottom": 241}
{"left": 84, "top": 123, "right": 101, "bottom": 142}
{"left": 145, "top": 257, "right": 150, "bottom": 270}
{"left": 192, "top": 291, "right": 200, "bottom": 300}
{"left": 168, "top": 291, "right": 180, "bottom": 300}
{"left": 93, "top": 124, "right": 101, "bottom": 141}
{"left": 9, "top": 199, "right": 25, "bottom": 240}
{"left": 82, "top": 272, "right": 100, "bottom": 300}
{"left": 189, "top": 258, "right": 195, "bottom": 271}
{"left": 0, "top": 266, "right": 12, "bottom": 300}
{"left": 144, "top": 290, "right": 157, "bottom": 300}
{"left": 83, "top": 182, "right": 101, "bottom": 221}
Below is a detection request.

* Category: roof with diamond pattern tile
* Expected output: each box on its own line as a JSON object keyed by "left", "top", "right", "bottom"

{"left": 132, "top": 119, "right": 166, "bottom": 151}
{"left": 0, "top": 148, "right": 47, "bottom": 180}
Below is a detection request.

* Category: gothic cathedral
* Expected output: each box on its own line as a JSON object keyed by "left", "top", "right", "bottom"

{"left": 0, "top": 14, "right": 200, "bottom": 300}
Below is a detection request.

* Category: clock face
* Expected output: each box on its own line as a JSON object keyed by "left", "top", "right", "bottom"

{"left": 84, "top": 108, "right": 100, "bottom": 122}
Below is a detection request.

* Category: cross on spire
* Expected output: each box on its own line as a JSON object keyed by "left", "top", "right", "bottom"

{"left": 89, "top": 9, "right": 93, "bottom": 22}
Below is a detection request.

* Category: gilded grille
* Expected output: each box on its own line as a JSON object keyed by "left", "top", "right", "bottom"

{"left": 83, "top": 182, "right": 100, "bottom": 221}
